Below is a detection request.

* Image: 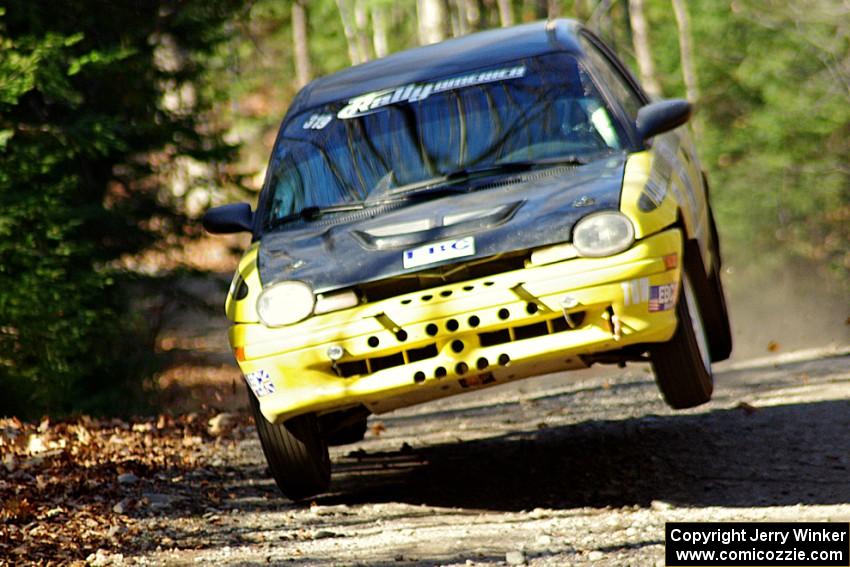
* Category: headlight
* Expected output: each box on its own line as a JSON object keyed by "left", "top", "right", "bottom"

{"left": 256, "top": 281, "right": 315, "bottom": 327}
{"left": 572, "top": 211, "right": 635, "bottom": 257}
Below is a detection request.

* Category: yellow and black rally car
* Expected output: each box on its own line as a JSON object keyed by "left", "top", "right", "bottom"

{"left": 204, "top": 19, "right": 732, "bottom": 500}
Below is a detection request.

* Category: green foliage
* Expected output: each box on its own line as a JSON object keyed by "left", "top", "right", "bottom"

{"left": 0, "top": 0, "right": 242, "bottom": 418}
{"left": 645, "top": 0, "right": 850, "bottom": 281}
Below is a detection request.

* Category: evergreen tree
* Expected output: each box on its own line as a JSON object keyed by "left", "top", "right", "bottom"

{"left": 0, "top": 1, "right": 242, "bottom": 417}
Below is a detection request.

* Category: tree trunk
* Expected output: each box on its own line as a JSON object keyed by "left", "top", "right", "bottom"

{"left": 335, "top": 0, "right": 363, "bottom": 64}
{"left": 354, "top": 0, "right": 373, "bottom": 62}
{"left": 417, "top": 0, "right": 449, "bottom": 45}
{"left": 291, "top": 0, "right": 312, "bottom": 88}
{"left": 547, "top": 0, "right": 560, "bottom": 19}
{"left": 588, "top": 0, "right": 613, "bottom": 35}
{"left": 671, "top": 0, "right": 699, "bottom": 104}
{"left": 372, "top": 3, "right": 389, "bottom": 58}
{"left": 497, "top": 0, "right": 514, "bottom": 26}
{"left": 627, "top": 0, "right": 662, "bottom": 97}
{"left": 573, "top": 0, "right": 591, "bottom": 21}
{"left": 462, "top": 0, "right": 481, "bottom": 30}
{"left": 451, "top": 0, "right": 467, "bottom": 36}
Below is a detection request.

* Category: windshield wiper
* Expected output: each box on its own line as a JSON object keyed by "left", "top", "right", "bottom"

{"left": 383, "top": 154, "right": 591, "bottom": 200}
{"left": 272, "top": 203, "right": 366, "bottom": 226}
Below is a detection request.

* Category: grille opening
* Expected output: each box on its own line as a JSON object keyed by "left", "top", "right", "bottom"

{"left": 446, "top": 319, "right": 459, "bottom": 332}
{"left": 370, "top": 352, "right": 405, "bottom": 372}
{"left": 337, "top": 360, "right": 368, "bottom": 377}
{"left": 413, "top": 371, "right": 426, "bottom": 383}
{"left": 468, "top": 315, "right": 480, "bottom": 327}
{"left": 455, "top": 362, "right": 469, "bottom": 375}
{"left": 367, "top": 336, "right": 380, "bottom": 347}
{"left": 498, "top": 308, "right": 510, "bottom": 320}
{"left": 479, "top": 329, "right": 511, "bottom": 346}
{"left": 514, "top": 321, "right": 549, "bottom": 341}
{"left": 526, "top": 302, "right": 539, "bottom": 315}
{"left": 498, "top": 354, "right": 511, "bottom": 365}
{"left": 556, "top": 311, "right": 585, "bottom": 331}
{"left": 408, "top": 343, "right": 438, "bottom": 362}
{"left": 435, "top": 366, "right": 447, "bottom": 378}
{"left": 335, "top": 342, "right": 440, "bottom": 378}
{"left": 551, "top": 316, "right": 569, "bottom": 333}
{"left": 395, "top": 330, "right": 408, "bottom": 342}
{"left": 440, "top": 290, "right": 453, "bottom": 297}
{"left": 477, "top": 312, "right": 586, "bottom": 348}
{"left": 422, "top": 294, "right": 433, "bottom": 301}
{"left": 451, "top": 340, "right": 465, "bottom": 353}
{"left": 477, "top": 357, "right": 489, "bottom": 370}
{"left": 426, "top": 323, "right": 439, "bottom": 336}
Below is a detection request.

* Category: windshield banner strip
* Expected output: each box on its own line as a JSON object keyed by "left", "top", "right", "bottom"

{"left": 337, "top": 65, "right": 526, "bottom": 119}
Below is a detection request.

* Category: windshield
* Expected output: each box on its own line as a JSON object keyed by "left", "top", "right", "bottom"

{"left": 262, "top": 53, "right": 625, "bottom": 228}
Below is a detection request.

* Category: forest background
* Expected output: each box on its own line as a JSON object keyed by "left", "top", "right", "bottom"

{"left": 1, "top": 0, "right": 848, "bottom": 418}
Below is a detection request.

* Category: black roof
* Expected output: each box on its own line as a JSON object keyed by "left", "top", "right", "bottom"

{"left": 287, "top": 19, "right": 585, "bottom": 118}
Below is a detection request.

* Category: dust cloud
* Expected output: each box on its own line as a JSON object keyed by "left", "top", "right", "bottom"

{"left": 722, "top": 264, "right": 850, "bottom": 361}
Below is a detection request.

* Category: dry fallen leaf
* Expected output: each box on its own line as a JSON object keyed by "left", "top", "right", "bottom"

{"left": 370, "top": 422, "right": 386, "bottom": 437}
{"left": 767, "top": 341, "right": 780, "bottom": 352}
{"left": 0, "top": 409, "right": 253, "bottom": 562}
{"left": 737, "top": 401, "right": 759, "bottom": 415}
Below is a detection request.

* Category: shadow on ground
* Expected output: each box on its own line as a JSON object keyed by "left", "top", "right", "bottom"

{"left": 316, "top": 398, "right": 850, "bottom": 511}
{"left": 170, "top": 396, "right": 850, "bottom": 520}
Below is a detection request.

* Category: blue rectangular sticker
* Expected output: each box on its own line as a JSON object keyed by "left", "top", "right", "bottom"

{"left": 649, "top": 283, "right": 677, "bottom": 312}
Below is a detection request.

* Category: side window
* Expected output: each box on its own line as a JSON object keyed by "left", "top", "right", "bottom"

{"left": 579, "top": 36, "right": 645, "bottom": 122}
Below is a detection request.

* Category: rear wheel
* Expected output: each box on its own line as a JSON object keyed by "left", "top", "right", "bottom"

{"left": 248, "top": 391, "right": 330, "bottom": 500}
{"left": 650, "top": 271, "right": 713, "bottom": 409}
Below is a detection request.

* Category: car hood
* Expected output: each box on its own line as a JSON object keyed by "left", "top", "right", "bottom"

{"left": 257, "top": 154, "right": 625, "bottom": 292}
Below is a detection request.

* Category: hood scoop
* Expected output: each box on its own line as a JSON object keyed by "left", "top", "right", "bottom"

{"left": 354, "top": 201, "right": 522, "bottom": 249}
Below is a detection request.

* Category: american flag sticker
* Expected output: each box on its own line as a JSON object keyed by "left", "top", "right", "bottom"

{"left": 649, "top": 283, "right": 677, "bottom": 312}
{"left": 245, "top": 369, "right": 276, "bottom": 398}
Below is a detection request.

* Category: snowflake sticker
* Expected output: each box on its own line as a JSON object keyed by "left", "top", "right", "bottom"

{"left": 245, "top": 369, "right": 276, "bottom": 398}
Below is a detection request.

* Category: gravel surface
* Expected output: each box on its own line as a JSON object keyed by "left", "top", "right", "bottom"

{"left": 97, "top": 348, "right": 850, "bottom": 566}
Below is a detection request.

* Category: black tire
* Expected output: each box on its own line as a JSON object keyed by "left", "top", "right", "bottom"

{"left": 702, "top": 262, "right": 733, "bottom": 362}
{"left": 688, "top": 212, "right": 733, "bottom": 362}
{"left": 650, "top": 271, "right": 714, "bottom": 409}
{"left": 248, "top": 391, "right": 330, "bottom": 500}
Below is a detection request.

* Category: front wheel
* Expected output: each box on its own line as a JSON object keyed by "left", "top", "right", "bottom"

{"left": 248, "top": 391, "right": 331, "bottom": 500}
{"left": 650, "top": 272, "right": 713, "bottom": 409}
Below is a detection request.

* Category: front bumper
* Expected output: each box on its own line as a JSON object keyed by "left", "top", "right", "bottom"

{"left": 231, "top": 228, "right": 683, "bottom": 424}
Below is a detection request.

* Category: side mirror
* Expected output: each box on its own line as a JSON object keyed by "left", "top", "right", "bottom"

{"left": 202, "top": 203, "right": 254, "bottom": 234}
{"left": 636, "top": 99, "right": 692, "bottom": 140}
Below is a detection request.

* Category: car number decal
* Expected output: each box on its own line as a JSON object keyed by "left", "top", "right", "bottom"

{"left": 403, "top": 236, "right": 475, "bottom": 269}
{"left": 649, "top": 283, "right": 677, "bottom": 312}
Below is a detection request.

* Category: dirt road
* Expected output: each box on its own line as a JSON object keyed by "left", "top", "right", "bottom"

{"left": 85, "top": 347, "right": 842, "bottom": 566}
